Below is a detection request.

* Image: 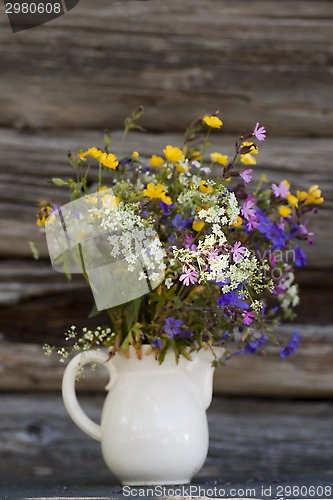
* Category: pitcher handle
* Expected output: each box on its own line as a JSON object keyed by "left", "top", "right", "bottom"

{"left": 62, "top": 350, "right": 111, "bottom": 442}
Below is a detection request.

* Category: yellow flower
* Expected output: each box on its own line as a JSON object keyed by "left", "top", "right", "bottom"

{"left": 98, "top": 185, "right": 109, "bottom": 192}
{"left": 241, "top": 154, "right": 256, "bottom": 166}
{"left": 163, "top": 145, "right": 184, "bottom": 163}
{"left": 232, "top": 216, "right": 243, "bottom": 227}
{"left": 210, "top": 152, "right": 229, "bottom": 166}
{"left": 191, "top": 150, "right": 203, "bottom": 162}
{"left": 80, "top": 148, "right": 118, "bottom": 169}
{"left": 132, "top": 151, "right": 140, "bottom": 160}
{"left": 36, "top": 205, "right": 54, "bottom": 227}
{"left": 286, "top": 193, "right": 298, "bottom": 208}
{"left": 99, "top": 153, "right": 118, "bottom": 169}
{"left": 278, "top": 206, "right": 292, "bottom": 218}
{"left": 84, "top": 196, "right": 98, "bottom": 205}
{"left": 242, "top": 142, "right": 258, "bottom": 155}
{"left": 161, "top": 195, "right": 173, "bottom": 205}
{"left": 175, "top": 162, "right": 190, "bottom": 173}
{"left": 296, "top": 190, "right": 308, "bottom": 202}
{"left": 305, "top": 185, "right": 324, "bottom": 205}
{"left": 199, "top": 180, "right": 214, "bottom": 194}
{"left": 143, "top": 183, "right": 171, "bottom": 204}
{"left": 79, "top": 147, "right": 104, "bottom": 161}
{"left": 193, "top": 219, "right": 205, "bottom": 232}
{"left": 149, "top": 155, "right": 164, "bottom": 168}
{"left": 203, "top": 115, "right": 223, "bottom": 129}
{"left": 102, "top": 194, "right": 120, "bottom": 209}
{"left": 225, "top": 177, "right": 232, "bottom": 182}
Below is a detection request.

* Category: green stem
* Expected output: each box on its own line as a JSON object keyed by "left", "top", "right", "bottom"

{"left": 97, "top": 162, "right": 103, "bottom": 191}
{"left": 119, "top": 126, "right": 130, "bottom": 157}
{"left": 78, "top": 243, "right": 89, "bottom": 284}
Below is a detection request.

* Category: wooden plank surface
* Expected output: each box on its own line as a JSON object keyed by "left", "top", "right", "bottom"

{"left": 0, "top": 393, "right": 332, "bottom": 483}
{"left": 0, "top": 0, "right": 332, "bottom": 135}
{"left": 1, "top": 323, "right": 333, "bottom": 397}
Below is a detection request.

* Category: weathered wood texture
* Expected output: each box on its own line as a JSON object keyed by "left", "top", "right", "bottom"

{"left": 1, "top": 324, "right": 333, "bottom": 397}
{"left": 0, "top": 394, "right": 332, "bottom": 482}
{"left": 0, "top": 0, "right": 333, "bottom": 135}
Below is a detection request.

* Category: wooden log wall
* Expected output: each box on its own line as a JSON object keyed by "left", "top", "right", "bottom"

{"left": 0, "top": 0, "right": 332, "bottom": 396}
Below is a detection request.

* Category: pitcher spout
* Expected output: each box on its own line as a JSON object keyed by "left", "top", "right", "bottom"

{"left": 184, "top": 347, "right": 224, "bottom": 410}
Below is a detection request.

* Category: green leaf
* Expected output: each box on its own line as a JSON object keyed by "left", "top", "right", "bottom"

{"left": 88, "top": 302, "right": 100, "bottom": 318}
{"left": 51, "top": 177, "right": 69, "bottom": 187}
{"left": 29, "top": 241, "right": 39, "bottom": 260}
{"left": 124, "top": 297, "right": 142, "bottom": 332}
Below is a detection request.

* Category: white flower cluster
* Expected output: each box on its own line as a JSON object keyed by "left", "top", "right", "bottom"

{"left": 173, "top": 234, "right": 263, "bottom": 298}
{"left": 209, "top": 253, "right": 261, "bottom": 294}
{"left": 97, "top": 202, "right": 166, "bottom": 279}
{"left": 278, "top": 271, "right": 300, "bottom": 311}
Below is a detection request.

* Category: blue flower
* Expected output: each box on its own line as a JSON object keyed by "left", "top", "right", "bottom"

{"left": 225, "top": 349, "right": 242, "bottom": 361}
{"left": 160, "top": 201, "right": 175, "bottom": 216}
{"left": 151, "top": 338, "right": 162, "bottom": 348}
{"left": 289, "top": 223, "right": 300, "bottom": 239}
{"left": 163, "top": 317, "right": 183, "bottom": 339}
{"left": 280, "top": 331, "right": 300, "bottom": 358}
{"left": 255, "top": 208, "right": 287, "bottom": 249}
{"left": 217, "top": 290, "right": 249, "bottom": 310}
{"left": 244, "top": 335, "right": 267, "bottom": 354}
{"left": 172, "top": 214, "right": 188, "bottom": 231}
{"left": 294, "top": 244, "right": 307, "bottom": 267}
{"left": 180, "top": 329, "right": 194, "bottom": 339}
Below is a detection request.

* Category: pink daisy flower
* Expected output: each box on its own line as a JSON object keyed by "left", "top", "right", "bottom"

{"left": 241, "top": 195, "right": 256, "bottom": 220}
{"left": 253, "top": 122, "right": 266, "bottom": 141}
{"left": 231, "top": 241, "right": 247, "bottom": 262}
{"left": 271, "top": 181, "right": 290, "bottom": 198}
{"left": 243, "top": 311, "right": 255, "bottom": 326}
{"left": 240, "top": 168, "right": 253, "bottom": 184}
{"left": 179, "top": 266, "right": 198, "bottom": 286}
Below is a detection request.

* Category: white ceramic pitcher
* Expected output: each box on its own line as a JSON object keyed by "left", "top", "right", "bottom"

{"left": 62, "top": 345, "right": 222, "bottom": 485}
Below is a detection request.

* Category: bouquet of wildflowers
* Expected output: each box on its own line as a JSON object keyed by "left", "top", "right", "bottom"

{"left": 37, "top": 108, "right": 324, "bottom": 364}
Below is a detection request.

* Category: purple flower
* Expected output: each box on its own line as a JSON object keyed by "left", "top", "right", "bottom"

{"left": 271, "top": 181, "right": 290, "bottom": 198}
{"left": 151, "top": 338, "right": 162, "bottom": 348}
{"left": 299, "top": 221, "right": 314, "bottom": 243}
{"left": 243, "top": 311, "right": 255, "bottom": 326}
{"left": 280, "top": 332, "right": 300, "bottom": 358}
{"left": 163, "top": 317, "right": 183, "bottom": 339}
{"left": 294, "top": 244, "right": 307, "bottom": 267}
{"left": 185, "top": 235, "right": 197, "bottom": 250}
{"left": 241, "top": 195, "right": 256, "bottom": 220}
{"left": 244, "top": 335, "right": 267, "bottom": 354}
{"left": 253, "top": 122, "right": 266, "bottom": 141}
{"left": 179, "top": 266, "right": 198, "bottom": 286}
{"left": 231, "top": 241, "right": 247, "bottom": 262}
{"left": 246, "top": 218, "right": 259, "bottom": 231}
{"left": 50, "top": 204, "right": 59, "bottom": 215}
{"left": 240, "top": 168, "right": 253, "bottom": 184}
{"left": 172, "top": 214, "right": 188, "bottom": 231}
{"left": 160, "top": 201, "right": 175, "bottom": 216}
